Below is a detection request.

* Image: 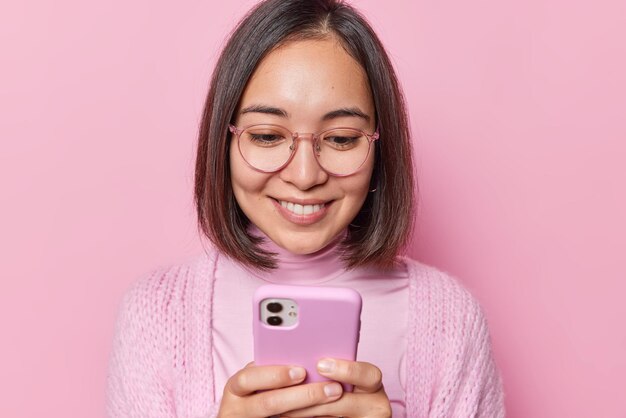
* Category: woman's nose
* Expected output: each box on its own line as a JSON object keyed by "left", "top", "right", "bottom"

{"left": 278, "top": 135, "right": 328, "bottom": 190}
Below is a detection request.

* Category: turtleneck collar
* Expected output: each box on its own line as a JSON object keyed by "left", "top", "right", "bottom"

{"left": 246, "top": 226, "right": 348, "bottom": 284}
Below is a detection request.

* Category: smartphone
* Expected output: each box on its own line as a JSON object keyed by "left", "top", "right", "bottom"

{"left": 253, "top": 284, "right": 362, "bottom": 391}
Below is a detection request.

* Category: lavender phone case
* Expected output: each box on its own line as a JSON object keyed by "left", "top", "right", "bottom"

{"left": 253, "top": 284, "right": 362, "bottom": 391}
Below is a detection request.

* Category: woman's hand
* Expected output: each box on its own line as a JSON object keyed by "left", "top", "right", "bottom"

{"left": 281, "top": 358, "right": 391, "bottom": 418}
{"left": 217, "top": 362, "right": 344, "bottom": 418}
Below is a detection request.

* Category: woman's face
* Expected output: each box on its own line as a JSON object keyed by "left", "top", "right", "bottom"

{"left": 230, "top": 38, "right": 376, "bottom": 254}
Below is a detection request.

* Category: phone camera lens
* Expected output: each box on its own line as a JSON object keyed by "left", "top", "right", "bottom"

{"left": 267, "top": 316, "right": 283, "bottom": 326}
{"left": 267, "top": 302, "right": 283, "bottom": 313}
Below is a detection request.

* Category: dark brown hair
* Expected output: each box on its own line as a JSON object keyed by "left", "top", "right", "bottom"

{"left": 195, "top": 0, "right": 415, "bottom": 270}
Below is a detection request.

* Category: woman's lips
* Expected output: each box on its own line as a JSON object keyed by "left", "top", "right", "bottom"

{"left": 271, "top": 198, "right": 332, "bottom": 225}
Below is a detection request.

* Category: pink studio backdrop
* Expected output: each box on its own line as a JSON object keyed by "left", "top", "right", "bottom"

{"left": 1, "top": 0, "right": 624, "bottom": 417}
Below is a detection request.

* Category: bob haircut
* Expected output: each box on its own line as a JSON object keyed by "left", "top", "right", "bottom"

{"left": 195, "top": 0, "right": 415, "bottom": 270}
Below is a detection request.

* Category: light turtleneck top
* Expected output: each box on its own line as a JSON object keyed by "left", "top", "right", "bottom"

{"left": 212, "top": 229, "right": 410, "bottom": 415}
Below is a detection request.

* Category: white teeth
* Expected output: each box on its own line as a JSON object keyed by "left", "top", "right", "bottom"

{"left": 278, "top": 201, "right": 325, "bottom": 215}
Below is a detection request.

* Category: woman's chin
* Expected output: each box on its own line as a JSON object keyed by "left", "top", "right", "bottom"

{"left": 270, "top": 231, "right": 338, "bottom": 255}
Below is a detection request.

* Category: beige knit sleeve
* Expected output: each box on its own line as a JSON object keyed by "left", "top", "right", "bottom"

{"left": 106, "top": 269, "right": 177, "bottom": 418}
{"left": 405, "top": 259, "right": 506, "bottom": 417}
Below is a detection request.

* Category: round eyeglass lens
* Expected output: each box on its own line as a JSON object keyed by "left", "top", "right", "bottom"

{"left": 238, "top": 125, "right": 293, "bottom": 172}
{"left": 317, "top": 128, "right": 370, "bottom": 175}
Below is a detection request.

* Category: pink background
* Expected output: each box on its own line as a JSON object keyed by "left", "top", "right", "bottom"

{"left": 1, "top": 0, "right": 624, "bottom": 416}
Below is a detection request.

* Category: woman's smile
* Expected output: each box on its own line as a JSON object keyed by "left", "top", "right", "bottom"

{"left": 279, "top": 201, "right": 325, "bottom": 216}
{"left": 272, "top": 198, "right": 332, "bottom": 225}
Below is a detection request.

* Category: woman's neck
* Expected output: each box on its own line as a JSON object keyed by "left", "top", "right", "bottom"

{"left": 247, "top": 226, "right": 348, "bottom": 284}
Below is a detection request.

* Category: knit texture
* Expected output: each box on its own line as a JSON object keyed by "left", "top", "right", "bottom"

{"left": 106, "top": 248, "right": 504, "bottom": 417}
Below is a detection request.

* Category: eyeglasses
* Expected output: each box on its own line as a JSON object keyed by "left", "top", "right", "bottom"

{"left": 228, "top": 124, "right": 379, "bottom": 177}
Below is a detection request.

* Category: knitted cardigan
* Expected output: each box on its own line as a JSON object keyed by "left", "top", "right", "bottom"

{"left": 106, "top": 247, "right": 505, "bottom": 417}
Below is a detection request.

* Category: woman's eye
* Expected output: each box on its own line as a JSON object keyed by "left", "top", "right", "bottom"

{"left": 248, "top": 133, "right": 285, "bottom": 145}
{"left": 325, "top": 135, "right": 360, "bottom": 149}
{"left": 251, "top": 134, "right": 279, "bottom": 142}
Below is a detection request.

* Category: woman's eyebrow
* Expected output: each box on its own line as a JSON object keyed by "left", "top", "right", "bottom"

{"left": 322, "top": 107, "right": 371, "bottom": 122}
{"left": 240, "top": 104, "right": 289, "bottom": 117}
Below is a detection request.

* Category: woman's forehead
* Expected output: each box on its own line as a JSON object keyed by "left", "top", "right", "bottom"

{"left": 237, "top": 38, "right": 375, "bottom": 122}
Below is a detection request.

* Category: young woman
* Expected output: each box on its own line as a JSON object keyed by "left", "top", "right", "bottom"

{"left": 106, "top": 1, "right": 505, "bottom": 417}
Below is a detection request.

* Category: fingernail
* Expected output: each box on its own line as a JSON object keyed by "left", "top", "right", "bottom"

{"left": 317, "top": 359, "right": 335, "bottom": 373}
{"left": 289, "top": 367, "right": 305, "bottom": 380}
{"left": 323, "top": 382, "right": 342, "bottom": 397}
